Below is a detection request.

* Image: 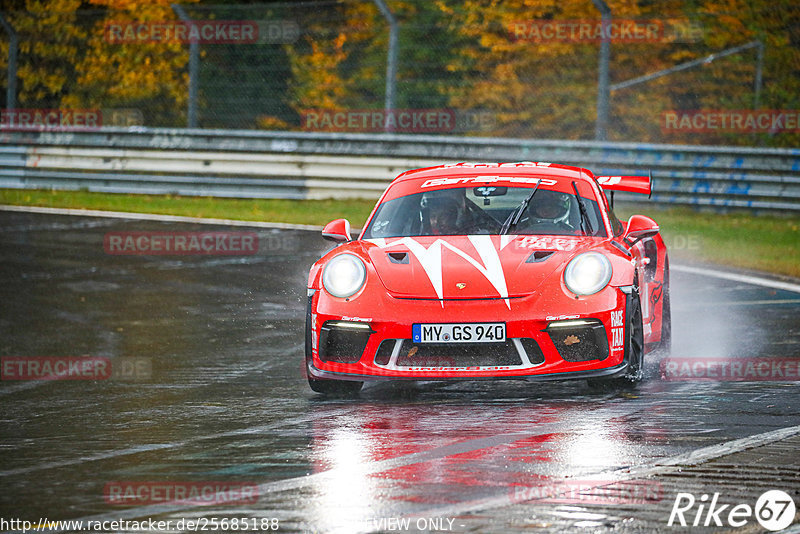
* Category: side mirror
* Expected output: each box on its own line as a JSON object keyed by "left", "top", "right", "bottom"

{"left": 322, "top": 219, "right": 352, "bottom": 243}
{"left": 623, "top": 215, "right": 659, "bottom": 245}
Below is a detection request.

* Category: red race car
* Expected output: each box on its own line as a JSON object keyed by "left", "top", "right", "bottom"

{"left": 305, "top": 162, "right": 670, "bottom": 394}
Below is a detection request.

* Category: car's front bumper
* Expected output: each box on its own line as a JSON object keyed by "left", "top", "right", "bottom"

{"left": 307, "top": 285, "right": 631, "bottom": 382}
{"left": 307, "top": 356, "right": 631, "bottom": 382}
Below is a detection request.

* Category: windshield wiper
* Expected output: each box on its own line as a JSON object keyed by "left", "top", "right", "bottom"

{"left": 571, "top": 181, "right": 593, "bottom": 236}
{"left": 500, "top": 181, "right": 540, "bottom": 235}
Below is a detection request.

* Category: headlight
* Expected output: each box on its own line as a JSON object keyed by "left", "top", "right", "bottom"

{"left": 564, "top": 252, "right": 612, "bottom": 296}
{"left": 322, "top": 254, "right": 367, "bottom": 298}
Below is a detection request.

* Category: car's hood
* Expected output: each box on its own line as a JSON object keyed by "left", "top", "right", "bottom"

{"left": 364, "top": 235, "right": 599, "bottom": 300}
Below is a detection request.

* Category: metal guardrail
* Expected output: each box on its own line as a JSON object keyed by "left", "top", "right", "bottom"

{"left": 1, "top": 128, "right": 799, "bottom": 210}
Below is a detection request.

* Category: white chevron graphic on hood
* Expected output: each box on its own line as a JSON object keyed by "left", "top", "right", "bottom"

{"left": 373, "top": 235, "right": 511, "bottom": 308}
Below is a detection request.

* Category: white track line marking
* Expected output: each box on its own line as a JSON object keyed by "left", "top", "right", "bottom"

{"left": 0, "top": 205, "right": 323, "bottom": 231}
{"left": 0, "top": 396, "right": 637, "bottom": 534}
{"left": 0, "top": 411, "right": 331, "bottom": 478}
{"left": 7, "top": 386, "right": 792, "bottom": 534}
{"left": 397, "top": 423, "right": 800, "bottom": 531}
{"left": 2, "top": 207, "right": 798, "bottom": 530}
{"left": 0, "top": 380, "right": 57, "bottom": 397}
{"left": 0, "top": 423, "right": 572, "bottom": 533}
{"left": 672, "top": 264, "right": 800, "bottom": 294}
{"left": 3, "top": 205, "right": 797, "bottom": 295}
{"left": 674, "top": 298, "right": 800, "bottom": 309}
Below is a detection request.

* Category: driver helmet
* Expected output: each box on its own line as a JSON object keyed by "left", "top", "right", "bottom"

{"left": 422, "top": 195, "right": 461, "bottom": 235}
{"left": 529, "top": 190, "right": 571, "bottom": 225}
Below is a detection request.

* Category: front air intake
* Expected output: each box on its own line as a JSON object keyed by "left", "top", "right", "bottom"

{"left": 545, "top": 319, "right": 609, "bottom": 362}
{"left": 319, "top": 321, "right": 373, "bottom": 364}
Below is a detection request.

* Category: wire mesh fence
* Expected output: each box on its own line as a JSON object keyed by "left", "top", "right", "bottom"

{"left": 0, "top": 0, "right": 797, "bottom": 147}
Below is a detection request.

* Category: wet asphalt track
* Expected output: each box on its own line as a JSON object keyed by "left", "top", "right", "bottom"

{"left": 0, "top": 210, "right": 799, "bottom": 533}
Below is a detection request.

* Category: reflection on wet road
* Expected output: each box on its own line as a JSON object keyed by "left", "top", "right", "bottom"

{"left": 1, "top": 211, "right": 799, "bottom": 533}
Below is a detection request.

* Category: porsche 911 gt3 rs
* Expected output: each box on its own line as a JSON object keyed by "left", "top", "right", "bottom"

{"left": 305, "top": 162, "right": 670, "bottom": 394}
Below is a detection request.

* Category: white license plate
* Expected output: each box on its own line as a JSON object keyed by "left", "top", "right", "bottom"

{"left": 412, "top": 323, "right": 506, "bottom": 343}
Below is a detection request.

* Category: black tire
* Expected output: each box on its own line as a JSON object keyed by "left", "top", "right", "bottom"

{"left": 308, "top": 376, "right": 363, "bottom": 395}
{"left": 588, "top": 288, "right": 644, "bottom": 390}
{"left": 304, "top": 293, "right": 363, "bottom": 396}
{"left": 660, "top": 260, "right": 672, "bottom": 354}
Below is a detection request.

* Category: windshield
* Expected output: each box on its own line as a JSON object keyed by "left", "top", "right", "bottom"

{"left": 363, "top": 186, "right": 607, "bottom": 238}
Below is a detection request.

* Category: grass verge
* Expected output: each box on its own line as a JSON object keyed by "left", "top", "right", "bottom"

{"left": 2, "top": 189, "right": 798, "bottom": 278}
{"left": 0, "top": 189, "right": 378, "bottom": 228}
{"left": 616, "top": 203, "right": 800, "bottom": 279}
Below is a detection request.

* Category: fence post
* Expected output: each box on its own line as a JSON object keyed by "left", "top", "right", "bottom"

{"left": 171, "top": 4, "right": 198, "bottom": 128}
{"left": 593, "top": 0, "right": 611, "bottom": 141}
{"left": 754, "top": 40, "right": 763, "bottom": 110}
{"left": 372, "top": 0, "right": 398, "bottom": 132}
{"left": 0, "top": 13, "right": 18, "bottom": 111}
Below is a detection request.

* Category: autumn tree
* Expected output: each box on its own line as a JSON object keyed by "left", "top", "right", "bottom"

{"left": 2, "top": 0, "right": 798, "bottom": 145}
{"left": 0, "top": 0, "right": 86, "bottom": 110}
{"left": 439, "top": 0, "right": 800, "bottom": 145}
{"left": 61, "top": 0, "right": 192, "bottom": 127}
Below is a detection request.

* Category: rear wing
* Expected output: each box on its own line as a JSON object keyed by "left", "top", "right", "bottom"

{"left": 595, "top": 173, "right": 652, "bottom": 197}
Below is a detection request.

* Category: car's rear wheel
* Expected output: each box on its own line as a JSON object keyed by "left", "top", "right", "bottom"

{"left": 588, "top": 287, "right": 644, "bottom": 390}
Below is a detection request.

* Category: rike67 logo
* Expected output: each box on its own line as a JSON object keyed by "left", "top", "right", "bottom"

{"left": 668, "top": 490, "right": 796, "bottom": 531}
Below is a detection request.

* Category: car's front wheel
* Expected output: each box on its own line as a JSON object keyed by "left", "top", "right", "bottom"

{"left": 308, "top": 376, "right": 363, "bottom": 395}
{"left": 588, "top": 287, "right": 644, "bottom": 390}
{"left": 660, "top": 258, "right": 672, "bottom": 354}
{"left": 305, "top": 294, "right": 363, "bottom": 395}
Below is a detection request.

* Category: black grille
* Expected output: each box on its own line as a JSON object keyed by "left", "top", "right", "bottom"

{"left": 395, "top": 340, "right": 526, "bottom": 367}
{"left": 546, "top": 321, "right": 609, "bottom": 362}
{"left": 374, "top": 340, "right": 394, "bottom": 365}
{"left": 319, "top": 322, "right": 372, "bottom": 364}
{"left": 519, "top": 338, "right": 546, "bottom": 364}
